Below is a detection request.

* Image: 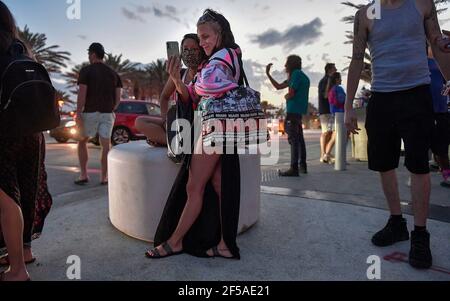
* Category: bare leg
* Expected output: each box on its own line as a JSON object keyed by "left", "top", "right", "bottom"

{"left": 147, "top": 151, "right": 222, "bottom": 256}
{"left": 410, "top": 173, "right": 431, "bottom": 227}
{"left": 0, "top": 189, "right": 29, "bottom": 281}
{"left": 135, "top": 116, "right": 167, "bottom": 146}
{"left": 206, "top": 161, "right": 234, "bottom": 258}
{"left": 380, "top": 170, "right": 402, "bottom": 215}
{"left": 320, "top": 131, "right": 331, "bottom": 158}
{"left": 99, "top": 137, "right": 111, "bottom": 183}
{"left": 325, "top": 131, "right": 336, "bottom": 157}
{"left": 77, "top": 137, "right": 90, "bottom": 180}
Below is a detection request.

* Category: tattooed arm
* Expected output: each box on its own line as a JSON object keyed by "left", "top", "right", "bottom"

{"left": 344, "top": 8, "right": 368, "bottom": 134}
{"left": 423, "top": 0, "right": 450, "bottom": 80}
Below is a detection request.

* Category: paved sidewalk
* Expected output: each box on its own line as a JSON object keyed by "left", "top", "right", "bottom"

{"left": 11, "top": 135, "right": 449, "bottom": 281}
{"left": 23, "top": 190, "right": 450, "bottom": 281}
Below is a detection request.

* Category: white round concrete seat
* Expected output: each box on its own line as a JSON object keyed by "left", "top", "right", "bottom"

{"left": 108, "top": 141, "right": 260, "bottom": 242}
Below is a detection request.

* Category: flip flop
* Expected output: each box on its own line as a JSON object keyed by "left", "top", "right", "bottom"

{"left": 207, "top": 246, "right": 239, "bottom": 260}
{"left": 145, "top": 242, "right": 183, "bottom": 259}
{"left": 74, "top": 178, "right": 89, "bottom": 186}
{"left": 0, "top": 254, "right": 36, "bottom": 267}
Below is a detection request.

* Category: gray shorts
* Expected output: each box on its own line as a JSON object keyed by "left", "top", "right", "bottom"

{"left": 81, "top": 112, "right": 115, "bottom": 139}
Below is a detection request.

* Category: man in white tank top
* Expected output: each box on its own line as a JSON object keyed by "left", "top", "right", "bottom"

{"left": 344, "top": 0, "right": 450, "bottom": 270}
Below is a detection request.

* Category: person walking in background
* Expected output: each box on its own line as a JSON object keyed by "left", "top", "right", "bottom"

{"left": 427, "top": 43, "right": 450, "bottom": 188}
{"left": 266, "top": 55, "right": 310, "bottom": 176}
{"left": 75, "top": 43, "right": 123, "bottom": 186}
{"left": 318, "top": 63, "right": 337, "bottom": 164}
{"left": 345, "top": 0, "right": 450, "bottom": 269}
{"left": 135, "top": 34, "right": 206, "bottom": 147}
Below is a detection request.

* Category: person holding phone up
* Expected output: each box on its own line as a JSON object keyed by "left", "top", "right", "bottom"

{"left": 146, "top": 9, "right": 245, "bottom": 260}
{"left": 135, "top": 34, "right": 206, "bottom": 146}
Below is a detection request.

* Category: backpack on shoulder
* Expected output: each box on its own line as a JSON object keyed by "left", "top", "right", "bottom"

{"left": 0, "top": 41, "right": 59, "bottom": 137}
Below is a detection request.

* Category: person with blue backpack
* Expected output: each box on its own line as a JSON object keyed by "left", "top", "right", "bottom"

{"left": 324, "top": 72, "right": 348, "bottom": 158}
{"left": 327, "top": 72, "right": 346, "bottom": 114}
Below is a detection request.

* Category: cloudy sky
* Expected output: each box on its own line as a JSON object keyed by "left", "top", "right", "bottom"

{"left": 4, "top": 0, "right": 450, "bottom": 107}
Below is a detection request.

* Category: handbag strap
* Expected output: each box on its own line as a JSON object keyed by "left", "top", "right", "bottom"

{"left": 227, "top": 48, "right": 250, "bottom": 88}
{"left": 208, "top": 48, "right": 250, "bottom": 88}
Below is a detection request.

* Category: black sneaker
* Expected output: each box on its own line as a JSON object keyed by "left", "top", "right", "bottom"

{"left": 371, "top": 217, "right": 409, "bottom": 247}
{"left": 278, "top": 168, "right": 299, "bottom": 177}
{"left": 299, "top": 164, "right": 308, "bottom": 174}
{"left": 409, "top": 230, "right": 432, "bottom": 269}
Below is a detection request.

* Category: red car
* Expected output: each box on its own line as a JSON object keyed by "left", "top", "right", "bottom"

{"left": 111, "top": 100, "right": 161, "bottom": 145}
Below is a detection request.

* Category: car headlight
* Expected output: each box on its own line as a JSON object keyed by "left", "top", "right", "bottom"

{"left": 65, "top": 121, "right": 77, "bottom": 128}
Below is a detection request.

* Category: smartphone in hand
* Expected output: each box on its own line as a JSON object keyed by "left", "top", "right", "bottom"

{"left": 166, "top": 41, "right": 180, "bottom": 59}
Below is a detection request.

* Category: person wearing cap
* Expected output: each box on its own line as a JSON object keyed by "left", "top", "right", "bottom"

{"left": 75, "top": 42, "right": 123, "bottom": 186}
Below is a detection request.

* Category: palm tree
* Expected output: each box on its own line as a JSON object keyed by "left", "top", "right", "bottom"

{"left": 55, "top": 89, "right": 75, "bottom": 112}
{"left": 146, "top": 59, "right": 169, "bottom": 100}
{"left": 104, "top": 53, "right": 145, "bottom": 99}
{"left": 341, "top": 0, "right": 449, "bottom": 82}
{"left": 104, "top": 53, "right": 139, "bottom": 78}
{"left": 18, "top": 25, "right": 71, "bottom": 74}
{"left": 64, "top": 53, "right": 140, "bottom": 98}
{"left": 275, "top": 107, "right": 286, "bottom": 119}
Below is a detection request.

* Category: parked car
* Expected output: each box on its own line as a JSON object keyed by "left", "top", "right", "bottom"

{"left": 93, "top": 100, "right": 161, "bottom": 146}
{"left": 50, "top": 100, "right": 161, "bottom": 145}
{"left": 49, "top": 116, "right": 79, "bottom": 143}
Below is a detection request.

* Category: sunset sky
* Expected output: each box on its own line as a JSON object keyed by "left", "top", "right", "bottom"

{"left": 4, "top": 0, "right": 450, "bottom": 107}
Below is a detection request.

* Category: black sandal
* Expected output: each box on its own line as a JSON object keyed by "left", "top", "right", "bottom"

{"left": 74, "top": 178, "right": 89, "bottom": 185}
{"left": 208, "top": 246, "right": 239, "bottom": 260}
{"left": 145, "top": 242, "right": 183, "bottom": 259}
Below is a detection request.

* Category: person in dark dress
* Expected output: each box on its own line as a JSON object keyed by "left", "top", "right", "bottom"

{"left": 0, "top": 1, "right": 53, "bottom": 281}
{"left": 146, "top": 9, "right": 244, "bottom": 260}
{"left": 0, "top": 133, "right": 53, "bottom": 267}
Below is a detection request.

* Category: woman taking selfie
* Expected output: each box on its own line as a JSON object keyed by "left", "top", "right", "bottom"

{"left": 146, "top": 9, "right": 245, "bottom": 260}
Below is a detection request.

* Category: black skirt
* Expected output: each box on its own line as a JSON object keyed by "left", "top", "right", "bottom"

{"left": 0, "top": 133, "right": 52, "bottom": 250}
{"left": 153, "top": 152, "right": 241, "bottom": 259}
